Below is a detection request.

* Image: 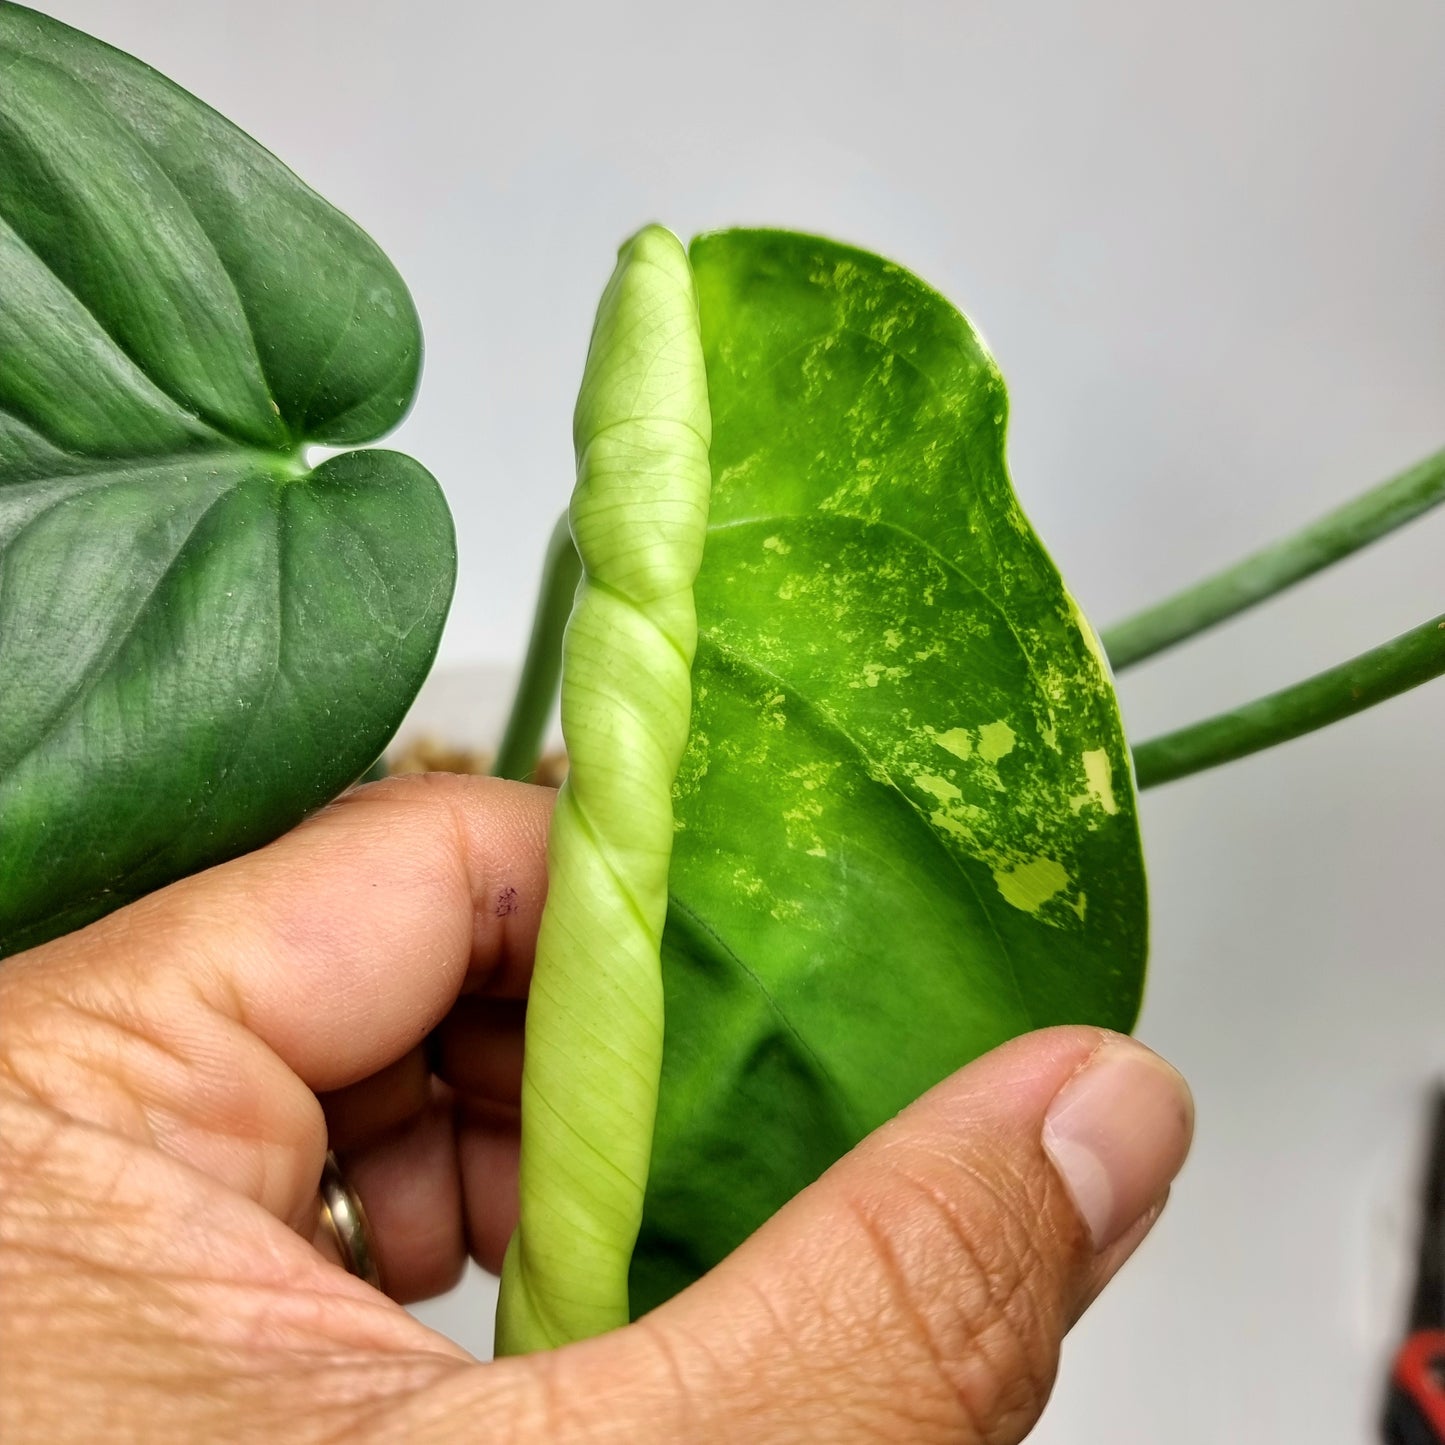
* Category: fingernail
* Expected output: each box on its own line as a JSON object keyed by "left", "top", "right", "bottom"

{"left": 1041, "top": 1039, "right": 1194, "bottom": 1252}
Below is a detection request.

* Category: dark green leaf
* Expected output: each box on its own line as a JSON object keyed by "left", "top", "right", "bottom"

{"left": 0, "top": 8, "right": 453, "bottom": 955}
{"left": 631, "top": 231, "right": 1147, "bottom": 1312}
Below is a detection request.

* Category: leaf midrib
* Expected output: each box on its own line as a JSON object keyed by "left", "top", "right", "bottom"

{"left": 0, "top": 475, "right": 241, "bottom": 779}
{"left": 0, "top": 444, "right": 308, "bottom": 499}
{"left": 687, "top": 630, "right": 1036, "bottom": 1035}
{"left": 0, "top": 48, "right": 286, "bottom": 447}
{"left": 703, "top": 510, "right": 1057, "bottom": 721}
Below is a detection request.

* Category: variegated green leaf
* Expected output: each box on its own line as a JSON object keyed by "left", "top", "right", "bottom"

{"left": 630, "top": 231, "right": 1147, "bottom": 1313}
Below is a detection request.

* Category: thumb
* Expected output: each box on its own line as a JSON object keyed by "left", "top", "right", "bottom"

{"left": 473, "top": 1026, "right": 1191, "bottom": 1445}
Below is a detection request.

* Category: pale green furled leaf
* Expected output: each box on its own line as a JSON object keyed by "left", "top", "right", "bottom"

{"left": 0, "top": 7, "right": 453, "bottom": 955}
{"left": 629, "top": 230, "right": 1147, "bottom": 1314}
{"left": 496, "top": 225, "right": 711, "bottom": 1354}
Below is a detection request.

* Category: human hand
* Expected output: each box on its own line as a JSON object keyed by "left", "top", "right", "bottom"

{"left": 0, "top": 773, "right": 1192, "bottom": 1443}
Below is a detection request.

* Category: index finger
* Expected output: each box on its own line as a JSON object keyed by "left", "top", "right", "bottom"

{"left": 0, "top": 771, "right": 553, "bottom": 1229}
{"left": 163, "top": 770, "right": 555, "bottom": 1089}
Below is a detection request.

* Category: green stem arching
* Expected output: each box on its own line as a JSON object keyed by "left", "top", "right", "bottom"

{"left": 495, "top": 227, "right": 712, "bottom": 1354}
{"left": 492, "top": 512, "right": 581, "bottom": 782}
{"left": 1102, "top": 446, "right": 1445, "bottom": 670}
{"left": 1132, "top": 613, "right": 1445, "bottom": 789}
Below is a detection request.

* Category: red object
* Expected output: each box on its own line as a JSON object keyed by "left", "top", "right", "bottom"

{"left": 1393, "top": 1330, "right": 1445, "bottom": 1439}
{"left": 1385, "top": 1091, "right": 1445, "bottom": 1442}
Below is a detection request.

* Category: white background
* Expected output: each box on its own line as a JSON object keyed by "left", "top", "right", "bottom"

{"left": 31, "top": 1, "right": 1445, "bottom": 1438}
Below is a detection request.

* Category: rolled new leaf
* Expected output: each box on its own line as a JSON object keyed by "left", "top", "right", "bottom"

{"left": 495, "top": 226, "right": 711, "bottom": 1353}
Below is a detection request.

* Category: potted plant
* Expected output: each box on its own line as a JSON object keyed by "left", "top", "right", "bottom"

{"left": 1, "top": 1, "right": 1439, "bottom": 1375}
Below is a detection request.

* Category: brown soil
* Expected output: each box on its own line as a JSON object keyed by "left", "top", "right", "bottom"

{"left": 388, "top": 735, "right": 569, "bottom": 789}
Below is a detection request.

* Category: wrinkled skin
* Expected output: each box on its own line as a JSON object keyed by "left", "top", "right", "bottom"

{"left": 0, "top": 774, "right": 1190, "bottom": 1443}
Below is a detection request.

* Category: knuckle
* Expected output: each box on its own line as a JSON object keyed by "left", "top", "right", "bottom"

{"left": 507, "top": 1349, "right": 598, "bottom": 1441}
{"left": 0, "top": 918, "right": 325, "bottom": 1197}
{"left": 839, "top": 1141, "right": 1067, "bottom": 1442}
{"left": 628, "top": 1315, "right": 718, "bottom": 1436}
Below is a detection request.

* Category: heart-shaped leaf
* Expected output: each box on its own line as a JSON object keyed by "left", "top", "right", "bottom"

{"left": 0, "top": 7, "right": 454, "bottom": 955}
{"left": 630, "top": 231, "right": 1147, "bottom": 1312}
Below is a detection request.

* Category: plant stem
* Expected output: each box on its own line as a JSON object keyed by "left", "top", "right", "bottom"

{"left": 1102, "top": 446, "right": 1445, "bottom": 670}
{"left": 1132, "top": 613, "right": 1445, "bottom": 789}
{"left": 492, "top": 512, "right": 581, "bottom": 782}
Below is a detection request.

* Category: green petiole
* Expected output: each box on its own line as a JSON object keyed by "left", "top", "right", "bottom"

{"left": 492, "top": 512, "right": 582, "bottom": 782}
{"left": 1102, "top": 445, "right": 1445, "bottom": 671}
{"left": 1132, "top": 613, "right": 1445, "bottom": 789}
